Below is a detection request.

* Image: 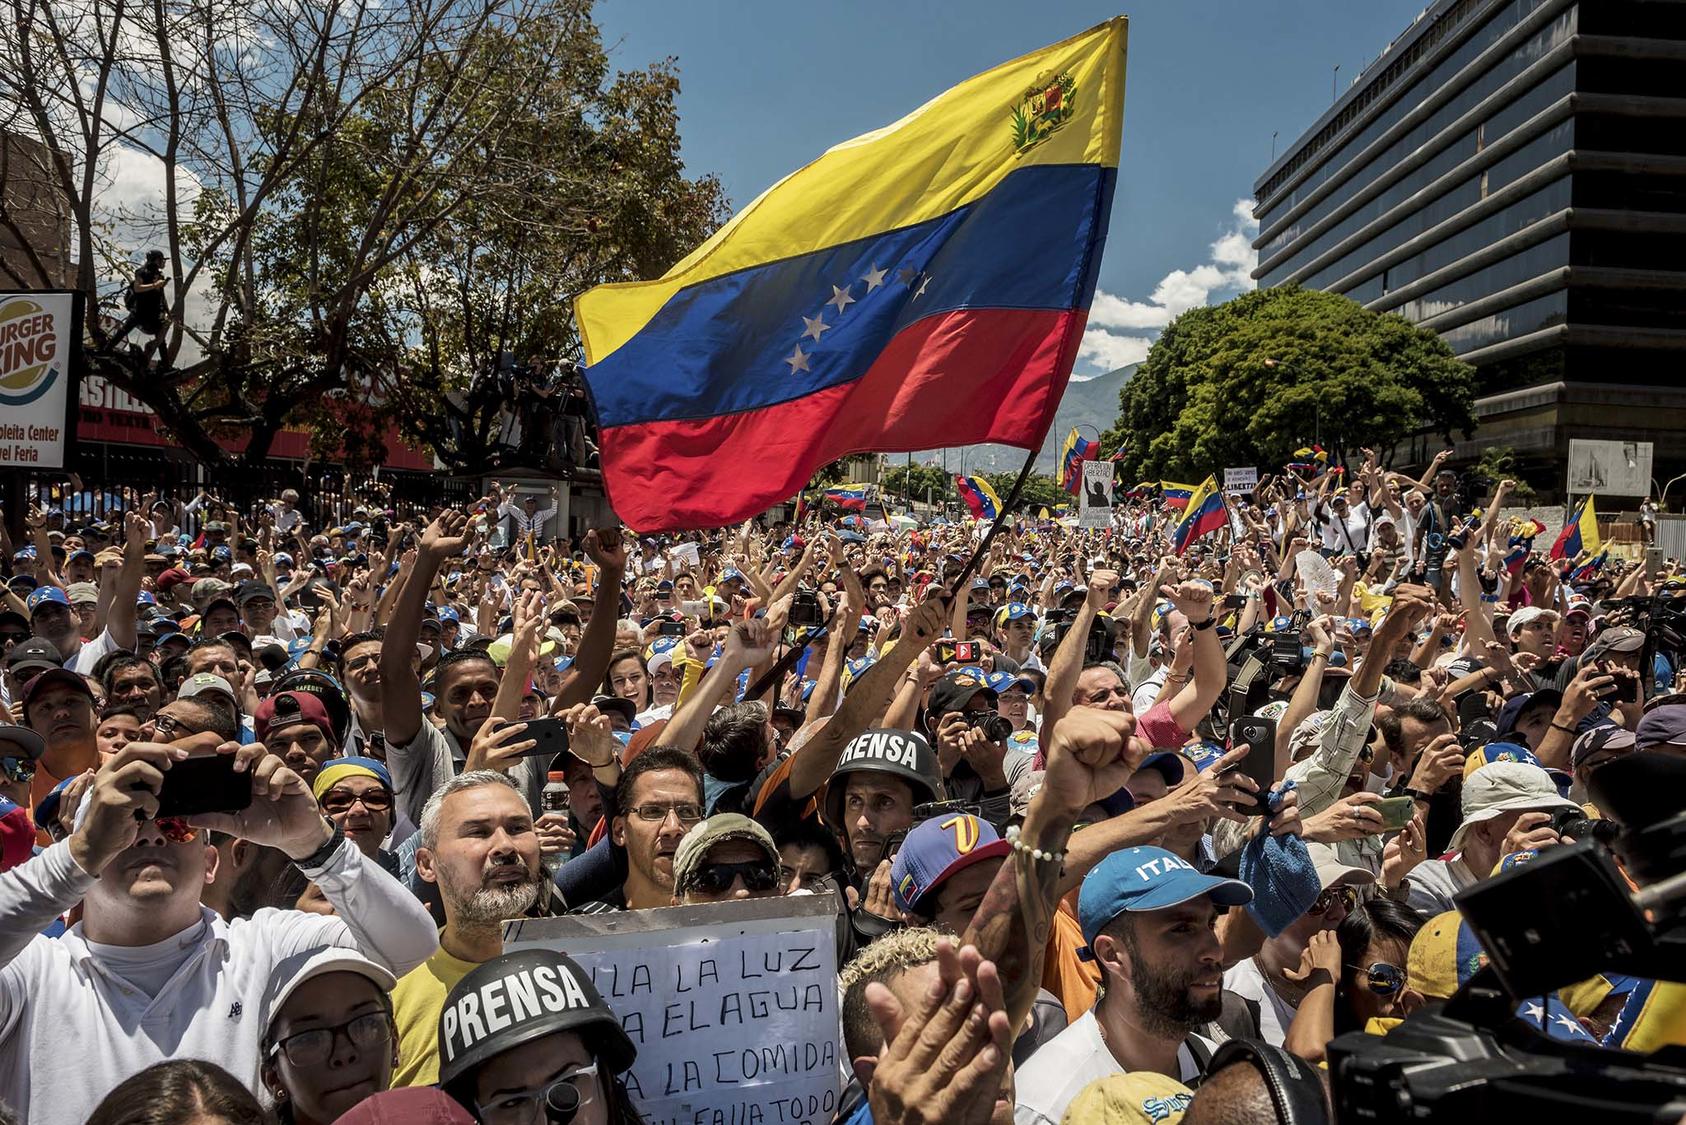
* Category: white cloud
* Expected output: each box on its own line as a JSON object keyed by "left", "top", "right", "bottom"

{"left": 1079, "top": 198, "right": 1260, "bottom": 374}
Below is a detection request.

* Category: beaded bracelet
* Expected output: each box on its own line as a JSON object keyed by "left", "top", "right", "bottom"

{"left": 1005, "top": 824, "right": 1067, "bottom": 865}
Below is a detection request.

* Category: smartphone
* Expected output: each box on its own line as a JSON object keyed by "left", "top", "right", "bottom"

{"left": 951, "top": 640, "right": 981, "bottom": 664}
{"left": 1374, "top": 795, "right": 1416, "bottom": 832}
{"left": 154, "top": 753, "right": 254, "bottom": 819}
{"left": 1222, "top": 593, "right": 1247, "bottom": 611}
{"left": 1645, "top": 546, "right": 1663, "bottom": 581}
{"left": 1225, "top": 716, "right": 1277, "bottom": 815}
{"left": 880, "top": 828, "right": 909, "bottom": 864}
{"left": 656, "top": 619, "right": 686, "bottom": 637}
{"left": 512, "top": 717, "right": 571, "bottom": 759}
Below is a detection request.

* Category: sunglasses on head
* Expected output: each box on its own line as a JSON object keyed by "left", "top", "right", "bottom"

{"left": 686, "top": 860, "right": 779, "bottom": 896}
{"left": 1348, "top": 960, "right": 1405, "bottom": 996}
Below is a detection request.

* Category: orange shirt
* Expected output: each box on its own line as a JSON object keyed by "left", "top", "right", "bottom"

{"left": 1043, "top": 897, "right": 1101, "bottom": 1022}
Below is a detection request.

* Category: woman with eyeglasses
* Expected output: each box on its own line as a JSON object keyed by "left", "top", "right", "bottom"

{"left": 261, "top": 948, "right": 400, "bottom": 1125}
{"left": 1281, "top": 897, "right": 1425, "bottom": 1064}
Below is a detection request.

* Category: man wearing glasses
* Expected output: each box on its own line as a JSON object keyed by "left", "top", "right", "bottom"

{"left": 0, "top": 726, "right": 437, "bottom": 1125}
{"left": 609, "top": 746, "right": 707, "bottom": 911}
{"left": 0, "top": 725, "right": 43, "bottom": 872}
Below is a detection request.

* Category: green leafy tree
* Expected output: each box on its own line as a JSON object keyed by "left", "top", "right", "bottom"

{"left": 882, "top": 462, "right": 950, "bottom": 505}
{"left": 1103, "top": 286, "right": 1476, "bottom": 482}
{"left": 1474, "top": 445, "right": 1539, "bottom": 503}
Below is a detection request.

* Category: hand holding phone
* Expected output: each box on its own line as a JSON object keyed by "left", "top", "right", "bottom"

{"left": 1374, "top": 795, "right": 1416, "bottom": 832}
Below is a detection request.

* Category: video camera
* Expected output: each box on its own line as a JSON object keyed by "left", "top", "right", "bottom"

{"left": 1328, "top": 752, "right": 1686, "bottom": 1118}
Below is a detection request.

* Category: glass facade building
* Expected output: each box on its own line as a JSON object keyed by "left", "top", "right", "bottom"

{"left": 1252, "top": 0, "right": 1686, "bottom": 494}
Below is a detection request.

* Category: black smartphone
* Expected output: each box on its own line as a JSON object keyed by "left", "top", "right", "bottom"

{"left": 1455, "top": 688, "right": 1492, "bottom": 728}
{"left": 512, "top": 717, "right": 571, "bottom": 758}
{"left": 880, "top": 828, "right": 909, "bottom": 864}
{"left": 656, "top": 619, "right": 686, "bottom": 637}
{"left": 154, "top": 753, "right": 254, "bottom": 819}
{"left": 1222, "top": 593, "right": 1247, "bottom": 610}
{"left": 1225, "top": 716, "right": 1277, "bottom": 816}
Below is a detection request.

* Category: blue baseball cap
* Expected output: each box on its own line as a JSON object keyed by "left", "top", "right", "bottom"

{"left": 1269, "top": 614, "right": 1295, "bottom": 632}
{"left": 437, "top": 606, "right": 461, "bottom": 623}
{"left": 1137, "top": 751, "right": 1187, "bottom": 787}
{"left": 25, "top": 586, "right": 69, "bottom": 614}
{"left": 891, "top": 814, "right": 1011, "bottom": 915}
{"left": 66, "top": 549, "right": 94, "bottom": 564}
{"left": 1078, "top": 846, "right": 1253, "bottom": 954}
{"left": 985, "top": 670, "right": 1036, "bottom": 696}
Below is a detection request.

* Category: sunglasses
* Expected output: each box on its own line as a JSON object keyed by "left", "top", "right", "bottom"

{"left": 1348, "top": 961, "right": 1406, "bottom": 996}
{"left": 1310, "top": 886, "right": 1358, "bottom": 916}
{"left": 686, "top": 860, "right": 779, "bottom": 896}
{"left": 0, "top": 632, "right": 28, "bottom": 646}
{"left": 154, "top": 817, "right": 199, "bottom": 843}
{"left": 320, "top": 787, "right": 393, "bottom": 814}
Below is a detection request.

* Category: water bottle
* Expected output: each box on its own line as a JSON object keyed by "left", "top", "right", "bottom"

{"left": 541, "top": 771, "right": 569, "bottom": 874}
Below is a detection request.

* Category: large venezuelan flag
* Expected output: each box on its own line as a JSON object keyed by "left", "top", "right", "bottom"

{"left": 576, "top": 21, "right": 1128, "bottom": 530}
{"left": 1159, "top": 481, "right": 1196, "bottom": 511}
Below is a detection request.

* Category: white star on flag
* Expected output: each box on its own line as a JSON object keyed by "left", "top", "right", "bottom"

{"left": 1522, "top": 1003, "right": 1545, "bottom": 1021}
{"left": 785, "top": 345, "right": 811, "bottom": 374}
{"left": 1553, "top": 1013, "right": 1585, "bottom": 1036}
{"left": 801, "top": 314, "right": 830, "bottom": 342}
{"left": 915, "top": 275, "right": 931, "bottom": 298}
{"left": 861, "top": 264, "right": 887, "bottom": 292}
{"left": 827, "top": 285, "right": 855, "bottom": 314}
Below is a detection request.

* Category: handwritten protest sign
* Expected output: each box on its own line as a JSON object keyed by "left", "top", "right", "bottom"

{"left": 505, "top": 895, "right": 841, "bottom": 1125}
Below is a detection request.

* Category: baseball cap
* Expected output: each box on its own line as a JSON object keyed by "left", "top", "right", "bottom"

{"left": 155, "top": 567, "right": 192, "bottom": 591}
{"left": 64, "top": 582, "right": 99, "bottom": 606}
{"left": 1570, "top": 725, "right": 1635, "bottom": 770}
{"left": 0, "top": 723, "right": 45, "bottom": 761}
{"left": 1462, "top": 741, "right": 1542, "bottom": 780}
{"left": 254, "top": 690, "right": 335, "bottom": 743}
{"left": 20, "top": 667, "right": 95, "bottom": 710}
{"left": 1308, "top": 841, "right": 1376, "bottom": 892}
{"left": 1635, "top": 705, "right": 1686, "bottom": 750}
{"left": 24, "top": 586, "right": 69, "bottom": 615}
{"left": 985, "top": 670, "right": 1036, "bottom": 696}
{"left": 1077, "top": 846, "right": 1253, "bottom": 954}
{"left": 236, "top": 581, "right": 277, "bottom": 605}
{"left": 177, "top": 672, "right": 238, "bottom": 705}
{"left": 190, "top": 577, "right": 233, "bottom": 603}
{"left": 6, "top": 637, "right": 63, "bottom": 675}
{"left": 263, "top": 946, "right": 396, "bottom": 1040}
{"left": 1587, "top": 625, "right": 1646, "bottom": 657}
{"left": 671, "top": 813, "right": 780, "bottom": 893}
{"left": 1494, "top": 689, "right": 1562, "bottom": 738}
{"left": 928, "top": 668, "right": 996, "bottom": 718}
{"left": 1448, "top": 761, "right": 1578, "bottom": 850}
{"left": 331, "top": 1088, "right": 476, "bottom": 1125}
{"left": 1059, "top": 1072, "right": 1194, "bottom": 1125}
{"left": 1505, "top": 606, "right": 1558, "bottom": 638}
{"left": 890, "top": 813, "right": 1011, "bottom": 915}
{"left": 1136, "top": 751, "right": 1187, "bottom": 788}
{"left": 592, "top": 694, "right": 637, "bottom": 727}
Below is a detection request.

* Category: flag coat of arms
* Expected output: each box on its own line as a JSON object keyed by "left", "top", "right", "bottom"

{"left": 576, "top": 20, "right": 1128, "bottom": 530}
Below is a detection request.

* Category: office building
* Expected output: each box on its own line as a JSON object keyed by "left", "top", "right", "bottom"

{"left": 1252, "top": 0, "right": 1686, "bottom": 496}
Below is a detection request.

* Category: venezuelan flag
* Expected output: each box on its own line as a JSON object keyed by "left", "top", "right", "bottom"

{"left": 1057, "top": 428, "right": 1096, "bottom": 494}
{"left": 1160, "top": 481, "right": 1196, "bottom": 511}
{"left": 955, "top": 474, "right": 1003, "bottom": 521}
{"left": 576, "top": 22, "right": 1126, "bottom": 530}
{"left": 1171, "top": 476, "right": 1225, "bottom": 555}
{"left": 824, "top": 486, "right": 870, "bottom": 511}
{"left": 1550, "top": 496, "right": 1601, "bottom": 560}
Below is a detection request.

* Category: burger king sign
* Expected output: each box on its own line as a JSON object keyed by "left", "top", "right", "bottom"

{"left": 0, "top": 291, "right": 77, "bottom": 468}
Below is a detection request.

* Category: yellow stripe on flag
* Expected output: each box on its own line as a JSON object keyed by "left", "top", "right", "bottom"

{"left": 577, "top": 19, "right": 1127, "bottom": 365}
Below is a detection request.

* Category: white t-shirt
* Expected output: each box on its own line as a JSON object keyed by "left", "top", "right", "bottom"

{"left": 68, "top": 628, "right": 124, "bottom": 675}
{"left": 1319, "top": 501, "right": 1371, "bottom": 555}
{"left": 1014, "top": 1010, "right": 1209, "bottom": 1125}
{"left": 1221, "top": 957, "right": 1298, "bottom": 1047}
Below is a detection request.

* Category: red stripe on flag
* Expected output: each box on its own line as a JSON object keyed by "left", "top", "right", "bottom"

{"left": 599, "top": 308, "right": 1083, "bottom": 530}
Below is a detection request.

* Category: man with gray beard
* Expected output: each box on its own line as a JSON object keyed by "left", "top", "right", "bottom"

{"left": 389, "top": 771, "right": 548, "bottom": 1087}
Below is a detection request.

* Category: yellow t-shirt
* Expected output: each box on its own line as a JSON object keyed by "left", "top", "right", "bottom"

{"left": 391, "top": 944, "right": 481, "bottom": 1088}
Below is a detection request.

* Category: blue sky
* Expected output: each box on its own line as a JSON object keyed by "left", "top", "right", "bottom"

{"left": 595, "top": 0, "right": 1429, "bottom": 376}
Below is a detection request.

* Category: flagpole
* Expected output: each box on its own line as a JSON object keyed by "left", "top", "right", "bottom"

{"left": 950, "top": 448, "right": 1037, "bottom": 597}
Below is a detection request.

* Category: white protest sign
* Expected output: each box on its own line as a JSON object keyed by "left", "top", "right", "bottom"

{"left": 669, "top": 541, "right": 701, "bottom": 569}
{"left": 1079, "top": 460, "right": 1113, "bottom": 528}
{"left": 0, "top": 291, "right": 79, "bottom": 468}
{"left": 504, "top": 896, "right": 841, "bottom": 1125}
{"left": 1223, "top": 467, "right": 1257, "bottom": 494}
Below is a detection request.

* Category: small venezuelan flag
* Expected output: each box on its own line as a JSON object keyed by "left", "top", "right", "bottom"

{"left": 954, "top": 474, "right": 1003, "bottom": 521}
{"left": 1171, "top": 476, "right": 1225, "bottom": 555}
{"left": 824, "top": 486, "right": 871, "bottom": 511}
{"left": 1058, "top": 428, "right": 1096, "bottom": 495}
{"left": 577, "top": 21, "right": 1128, "bottom": 530}
{"left": 1160, "top": 481, "right": 1196, "bottom": 511}
{"left": 1550, "top": 496, "right": 1601, "bottom": 560}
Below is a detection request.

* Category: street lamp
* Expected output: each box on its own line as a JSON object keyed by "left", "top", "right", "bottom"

{"left": 1660, "top": 472, "right": 1686, "bottom": 511}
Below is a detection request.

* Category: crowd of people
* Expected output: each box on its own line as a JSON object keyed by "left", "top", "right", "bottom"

{"left": 0, "top": 449, "right": 1681, "bottom": 1125}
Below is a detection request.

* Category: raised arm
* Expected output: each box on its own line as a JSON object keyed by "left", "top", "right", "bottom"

{"left": 380, "top": 511, "right": 474, "bottom": 746}
{"left": 1160, "top": 579, "right": 1223, "bottom": 734}
{"left": 105, "top": 511, "right": 150, "bottom": 652}
{"left": 554, "top": 528, "right": 627, "bottom": 709}
{"left": 656, "top": 618, "right": 775, "bottom": 754}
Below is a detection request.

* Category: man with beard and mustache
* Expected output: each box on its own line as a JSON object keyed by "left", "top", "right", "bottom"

{"left": 1013, "top": 845, "right": 1254, "bottom": 1124}
{"left": 391, "top": 770, "right": 547, "bottom": 1087}
{"left": 0, "top": 724, "right": 437, "bottom": 1125}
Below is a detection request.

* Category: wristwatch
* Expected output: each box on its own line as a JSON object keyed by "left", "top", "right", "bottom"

{"left": 1402, "top": 787, "right": 1432, "bottom": 803}
{"left": 292, "top": 818, "right": 345, "bottom": 870}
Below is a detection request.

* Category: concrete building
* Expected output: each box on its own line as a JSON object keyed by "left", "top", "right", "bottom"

{"left": 0, "top": 131, "right": 74, "bottom": 289}
{"left": 1252, "top": 0, "right": 1686, "bottom": 498}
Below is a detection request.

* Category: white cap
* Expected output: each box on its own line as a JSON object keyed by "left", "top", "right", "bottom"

{"left": 1506, "top": 606, "right": 1559, "bottom": 638}
{"left": 1307, "top": 842, "right": 1376, "bottom": 890}
{"left": 262, "top": 947, "right": 397, "bottom": 1037}
{"left": 1448, "top": 761, "right": 1578, "bottom": 850}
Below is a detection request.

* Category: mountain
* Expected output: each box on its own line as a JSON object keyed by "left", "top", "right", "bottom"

{"left": 910, "top": 363, "right": 1135, "bottom": 474}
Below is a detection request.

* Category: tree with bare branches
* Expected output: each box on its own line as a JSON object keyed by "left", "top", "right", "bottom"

{"left": 0, "top": 0, "right": 726, "bottom": 469}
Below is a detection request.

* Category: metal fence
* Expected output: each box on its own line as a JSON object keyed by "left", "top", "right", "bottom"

{"left": 19, "top": 446, "right": 479, "bottom": 534}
